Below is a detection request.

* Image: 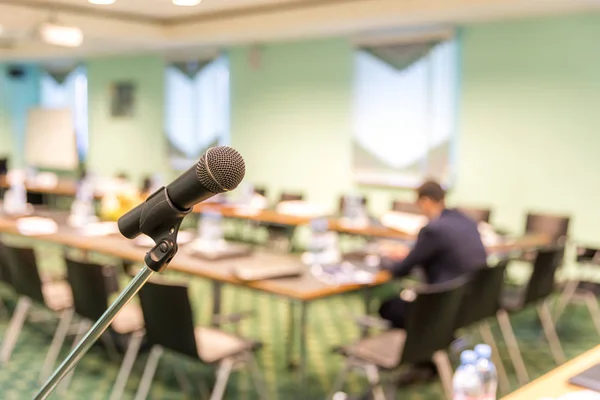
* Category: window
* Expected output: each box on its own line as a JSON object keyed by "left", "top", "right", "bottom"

{"left": 165, "top": 56, "right": 230, "bottom": 170}
{"left": 352, "top": 38, "right": 458, "bottom": 187}
{"left": 40, "top": 66, "right": 89, "bottom": 162}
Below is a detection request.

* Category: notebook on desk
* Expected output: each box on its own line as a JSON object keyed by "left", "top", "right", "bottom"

{"left": 569, "top": 363, "right": 600, "bottom": 392}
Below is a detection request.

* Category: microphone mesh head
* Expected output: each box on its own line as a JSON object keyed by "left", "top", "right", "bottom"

{"left": 196, "top": 146, "right": 246, "bottom": 193}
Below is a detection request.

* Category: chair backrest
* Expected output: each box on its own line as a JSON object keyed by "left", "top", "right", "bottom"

{"left": 279, "top": 192, "right": 304, "bottom": 203}
{"left": 254, "top": 187, "right": 267, "bottom": 197}
{"left": 65, "top": 257, "right": 111, "bottom": 322}
{"left": 455, "top": 260, "right": 509, "bottom": 329}
{"left": 2, "top": 245, "right": 44, "bottom": 303}
{"left": 0, "top": 239, "right": 13, "bottom": 285}
{"left": 576, "top": 246, "right": 600, "bottom": 264}
{"left": 138, "top": 279, "right": 199, "bottom": 359}
{"left": 525, "top": 212, "right": 570, "bottom": 243}
{"left": 391, "top": 200, "right": 421, "bottom": 215}
{"left": 456, "top": 207, "right": 492, "bottom": 224}
{"left": 523, "top": 247, "right": 563, "bottom": 305}
{"left": 338, "top": 195, "right": 367, "bottom": 213}
{"left": 401, "top": 275, "right": 469, "bottom": 364}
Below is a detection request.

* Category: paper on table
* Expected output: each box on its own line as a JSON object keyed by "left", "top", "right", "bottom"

{"left": 380, "top": 211, "right": 427, "bottom": 236}
{"left": 540, "top": 391, "right": 600, "bottom": 400}
{"left": 133, "top": 231, "right": 194, "bottom": 248}
{"left": 16, "top": 217, "right": 59, "bottom": 236}
{"left": 276, "top": 201, "right": 328, "bottom": 218}
{"left": 78, "top": 222, "right": 119, "bottom": 237}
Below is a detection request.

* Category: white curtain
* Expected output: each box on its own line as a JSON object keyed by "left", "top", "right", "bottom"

{"left": 165, "top": 56, "right": 230, "bottom": 162}
{"left": 40, "top": 66, "right": 89, "bottom": 161}
{"left": 353, "top": 40, "right": 457, "bottom": 171}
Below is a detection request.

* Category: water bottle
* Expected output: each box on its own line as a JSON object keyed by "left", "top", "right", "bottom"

{"left": 199, "top": 211, "right": 224, "bottom": 247}
{"left": 474, "top": 344, "right": 498, "bottom": 400}
{"left": 453, "top": 350, "right": 484, "bottom": 400}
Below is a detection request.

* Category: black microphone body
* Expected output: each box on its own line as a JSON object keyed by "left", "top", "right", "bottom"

{"left": 118, "top": 146, "right": 246, "bottom": 241}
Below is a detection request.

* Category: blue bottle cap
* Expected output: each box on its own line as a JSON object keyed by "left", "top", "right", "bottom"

{"left": 460, "top": 350, "right": 478, "bottom": 365}
{"left": 474, "top": 344, "right": 492, "bottom": 359}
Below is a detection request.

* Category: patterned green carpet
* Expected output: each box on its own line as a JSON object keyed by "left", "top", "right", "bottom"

{"left": 0, "top": 239, "right": 599, "bottom": 399}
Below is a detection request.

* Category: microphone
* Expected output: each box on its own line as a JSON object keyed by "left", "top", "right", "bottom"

{"left": 34, "top": 146, "right": 246, "bottom": 400}
{"left": 118, "top": 146, "right": 246, "bottom": 241}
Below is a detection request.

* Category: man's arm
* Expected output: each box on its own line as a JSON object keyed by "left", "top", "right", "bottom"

{"left": 385, "top": 226, "right": 439, "bottom": 279}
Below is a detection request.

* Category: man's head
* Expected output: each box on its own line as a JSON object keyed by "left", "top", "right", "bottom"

{"left": 416, "top": 180, "right": 446, "bottom": 220}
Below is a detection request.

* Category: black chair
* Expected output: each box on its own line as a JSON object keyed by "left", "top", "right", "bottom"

{"left": 0, "top": 239, "right": 13, "bottom": 316}
{"left": 134, "top": 278, "right": 266, "bottom": 400}
{"left": 456, "top": 206, "right": 492, "bottom": 224}
{"left": 338, "top": 195, "right": 368, "bottom": 214}
{"left": 254, "top": 187, "right": 267, "bottom": 197}
{"left": 56, "top": 257, "right": 145, "bottom": 399}
{"left": 261, "top": 192, "right": 305, "bottom": 252}
{"left": 391, "top": 200, "right": 421, "bottom": 214}
{"left": 0, "top": 245, "right": 72, "bottom": 368}
{"left": 454, "top": 260, "right": 510, "bottom": 392}
{"left": 279, "top": 192, "right": 303, "bottom": 203}
{"left": 525, "top": 212, "right": 570, "bottom": 244}
{"left": 496, "top": 248, "right": 566, "bottom": 385}
{"left": 329, "top": 276, "right": 470, "bottom": 400}
{"left": 553, "top": 245, "right": 600, "bottom": 337}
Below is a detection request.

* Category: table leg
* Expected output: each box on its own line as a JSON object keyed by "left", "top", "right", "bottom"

{"left": 286, "top": 300, "right": 297, "bottom": 369}
{"left": 361, "top": 287, "right": 374, "bottom": 337}
{"left": 298, "top": 301, "right": 309, "bottom": 391}
{"left": 211, "top": 281, "right": 223, "bottom": 327}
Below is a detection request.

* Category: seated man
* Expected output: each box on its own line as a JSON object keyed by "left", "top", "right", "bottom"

{"left": 379, "top": 180, "right": 487, "bottom": 381}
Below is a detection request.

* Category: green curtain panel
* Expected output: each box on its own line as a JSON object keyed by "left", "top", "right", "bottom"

{"left": 360, "top": 41, "right": 440, "bottom": 71}
{"left": 171, "top": 59, "right": 214, "bottom": 79}
{"left": 44, "top": 66, "right": 78, "bottom": 84}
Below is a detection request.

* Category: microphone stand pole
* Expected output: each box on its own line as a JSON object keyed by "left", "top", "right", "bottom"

{"left": 34, "top": 237, "right": 179, "bottom": 400}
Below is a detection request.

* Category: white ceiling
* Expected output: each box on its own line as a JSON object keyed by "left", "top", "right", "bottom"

{"left": 0, "top": 0, "right": 599, "bottom": 60}
{"left": 15, "top": 0, "right": 306, "bottom": 19}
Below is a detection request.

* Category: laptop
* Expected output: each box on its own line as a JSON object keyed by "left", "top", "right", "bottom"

{"left": 569, "top": 363, "right": 600, "bottom": 392}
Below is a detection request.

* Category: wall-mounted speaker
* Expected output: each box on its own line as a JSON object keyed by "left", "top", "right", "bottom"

{"left": 7, "top": 65, "right": 26, "bottom": 79}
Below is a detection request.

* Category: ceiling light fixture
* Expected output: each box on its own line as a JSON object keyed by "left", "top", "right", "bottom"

{"left": 89, "top": 0, "right": 116, "bottom": 4}
{"left": 39, "top": 22, "right": 84, "bottom": 48}
{"left": 173, "top": 0, "right": 201, "bottom": 6}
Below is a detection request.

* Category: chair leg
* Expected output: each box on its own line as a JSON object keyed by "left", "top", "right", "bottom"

{"left": 209, "top": 357, "right": 235, "bottom": 400}
{"left": 496, "top": 310, "right": 530, "bottom": 385}
{"left": 134, "top": 345, "right": 164, "bottom": 400}
{"left": 109, "top": 330, "right": 144, "bottom": 400}
{"left": 0, "top": 297, "right": 31, "bottom": 364}
{"left": 39, "top": 308, "right": 74, "bottom": 382}
{"left": 327, "top": 359, "right": 353, "bottom": 399}
{"left": 100, "top": 330, "right": 120, "bottom": 363}
{"left": 246, "top": 353, "right": 269, "bottom": 400}
{"left": 537, "top": 301, "right": 566, "bottom": 365}
{"left": 582, "top": 292, "right": 600, "bottom": 337}
{"left": 478, "top": 322, "right": 510, "bottom": 393}
{"left": 554, "top": 280, "right": 578, "bottom": 323}
{"left": 432, "top": 350, "right": 453, "bottom": 400}
{"left": 364, "top": 364, "right": 386, "bottom": 400}
{"left": 58, "top": 320, "right": 90, "bottom": 394}
{"left": 0, "top": 296, "right": 7, "bottom": 318}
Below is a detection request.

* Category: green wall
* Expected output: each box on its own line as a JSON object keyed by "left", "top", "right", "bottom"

{"left": 86, "top": 55, "right": 167, "bottom": 182}
{"left": 453, "top": 14, "right": 600, "bottom": 243}
{"left": 230, "top": 39, "right": 355, "bottom": 207}
{"left": 230, "top": 14, "right": 600, "bottom": 244}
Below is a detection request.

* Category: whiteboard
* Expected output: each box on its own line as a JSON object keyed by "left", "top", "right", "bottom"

{"left": 25, "top": 108, "right": 78, "bottom": 170}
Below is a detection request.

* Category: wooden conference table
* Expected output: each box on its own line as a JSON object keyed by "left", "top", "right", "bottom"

{"left": 502, "top": 345, "right": 600, "bottom": 399}
{"left": 0, "top": 209, "right": 551, "bottom": 389}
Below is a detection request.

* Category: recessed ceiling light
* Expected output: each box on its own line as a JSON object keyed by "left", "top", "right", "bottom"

{"left": 89, "top": 0, "right": 116, "bottom": 4}
{"left": 173, "top": 0, "right": 201, "bottom": 6}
